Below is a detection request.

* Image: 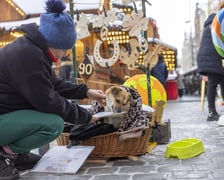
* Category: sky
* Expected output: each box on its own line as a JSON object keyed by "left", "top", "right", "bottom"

{"left": 143, "top": 0, "right": 209, "bottom": 59}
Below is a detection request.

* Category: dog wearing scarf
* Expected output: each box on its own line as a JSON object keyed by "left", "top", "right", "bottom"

{"left": 104, "top": 85, "right": 152, "bottom": 133}
{"left": 104, "top": 86, "right": 132, "bottom": 129}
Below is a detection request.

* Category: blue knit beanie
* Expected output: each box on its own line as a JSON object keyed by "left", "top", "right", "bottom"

{"left": 39, "top": 0, "right": 76, "bottom": 49}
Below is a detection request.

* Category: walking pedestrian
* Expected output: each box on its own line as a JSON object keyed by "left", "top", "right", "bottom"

{"left": 0, "top": 0, "right": 105, "bottom": 179}
{"left": 197, "top": 2, "right": 224, "bottom": 121}
{"left": 176, "top": 70, "right": 185, "bottom": 100}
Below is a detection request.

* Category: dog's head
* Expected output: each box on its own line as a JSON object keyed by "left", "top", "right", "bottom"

{"left": 105, "top": 86, "right": 132, "bottom": 113}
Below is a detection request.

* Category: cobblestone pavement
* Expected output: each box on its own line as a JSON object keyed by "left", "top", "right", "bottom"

{"left": 20, "top": 96, "right": 224, "bottom": 180}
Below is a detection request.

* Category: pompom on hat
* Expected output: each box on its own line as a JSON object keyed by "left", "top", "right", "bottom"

{"left": 39, "top": 0, "right": 76, "bottom": 49}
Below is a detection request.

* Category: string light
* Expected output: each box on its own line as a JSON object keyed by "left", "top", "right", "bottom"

{"left": 106, "top": 31, "right": 129, "bottom": 44}
{"left": 0, "top": 41, "right": 11, "bottom": 46}
{"left": 5, "top": 0, "right": 26, "bottom": 18}
{"left": 161, "top": 50, "right": 176, "bottom": 71}
{"left": 10, "top": 31, "right": 23, "bottom": 38}
{"left": 99, "top": 0, "right": 104, "bottom": 11}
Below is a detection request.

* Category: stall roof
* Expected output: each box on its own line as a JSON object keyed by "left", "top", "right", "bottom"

{"left": 182, "top": 66, "right": 198, "bottom": 75}
{"left": 148, "top": 37, "right": 177, "bottom": 52}
{"left": 72, "top": 0, "right": 102, "bottom": 10}
{"left": 0, "top": 0, "right": 102, "bottom": 29}
{"left": 0, "top": 0, "right": 135, "bottom": 30}
{"left": 13, "top": 0, "right": 102, "bottom": 14}
{"left": 0, "top": 18, "right": 40, "bottom": 30}
{"left": 13, "top": 0, "right": 46, "bottom": 14}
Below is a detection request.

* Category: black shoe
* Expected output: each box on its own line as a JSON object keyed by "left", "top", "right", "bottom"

{"left": 14, "top": 152, "right": 41, "bottom": 171}
{"left": 207, "top": 112, "right": 220, "bottom": 121}
{"left": 0, "top": 150, "right": 20, "bottom": 180}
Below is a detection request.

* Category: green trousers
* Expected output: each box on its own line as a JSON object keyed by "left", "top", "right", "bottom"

{"left": 0, "top": 110, "right": 64, "bottom": 153}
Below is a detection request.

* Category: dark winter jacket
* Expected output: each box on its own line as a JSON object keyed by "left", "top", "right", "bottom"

{"left": 197, "top": 13, "right": 224, "bottom": 76}
{"left": 0, "top": 23, "right": 92, "bottom": 124}
{"left": 151, "top": 55, "right": 168, "bottom": 88}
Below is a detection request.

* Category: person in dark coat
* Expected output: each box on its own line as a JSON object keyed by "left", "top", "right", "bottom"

{"left": 59, "top": 53, "right": 73, "bottom": 82}
{"left": 151, "top": 55, "right": 168, "bottom": 88}
{"left": 197, "top": 3, "right": 224, "bottom": 121}
{"left": 0, "top": 0, "right": 105, "bottom": 179}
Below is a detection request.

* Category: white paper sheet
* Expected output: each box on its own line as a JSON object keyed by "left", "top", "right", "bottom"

{"left": 31, "top": 146, "right": 94, "bottom": 174}
{"left": 93, "top": 111, "right": 127, "bottom": 118}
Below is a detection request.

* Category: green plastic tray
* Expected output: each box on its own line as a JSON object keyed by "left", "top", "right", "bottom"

{"left": 165, "top": 138, "right": 204, "bottom": 159}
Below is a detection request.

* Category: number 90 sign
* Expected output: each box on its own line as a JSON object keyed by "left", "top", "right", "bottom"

{"left": 78, "top": 63, "right": 93, "bottom": 75}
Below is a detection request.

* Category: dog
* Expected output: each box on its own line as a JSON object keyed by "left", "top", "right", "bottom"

{"left": 103, "top": 86, "right": 132, "bottom": 129}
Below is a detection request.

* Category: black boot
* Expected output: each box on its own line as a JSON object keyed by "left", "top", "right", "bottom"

{"left": 0, "top": 149, "right": 20, "bottom": 180}
{"left": 14, "top": 152, "right": 41, "bottom": 171}
{"left": 207, "top": 110, "right": 220, "bottom": 121}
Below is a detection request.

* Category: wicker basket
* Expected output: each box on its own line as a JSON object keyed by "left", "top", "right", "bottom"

{"left": 56, "top": 127, "right": 151, "bottom": 158}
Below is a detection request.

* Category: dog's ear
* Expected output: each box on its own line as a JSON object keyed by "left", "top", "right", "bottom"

{"left": 111, "top": 86, "right": 122, "bottom": 95}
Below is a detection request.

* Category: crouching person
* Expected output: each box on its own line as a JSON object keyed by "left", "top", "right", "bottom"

{"left": 0, "top": 0, "right": 105, "bottom": 179}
